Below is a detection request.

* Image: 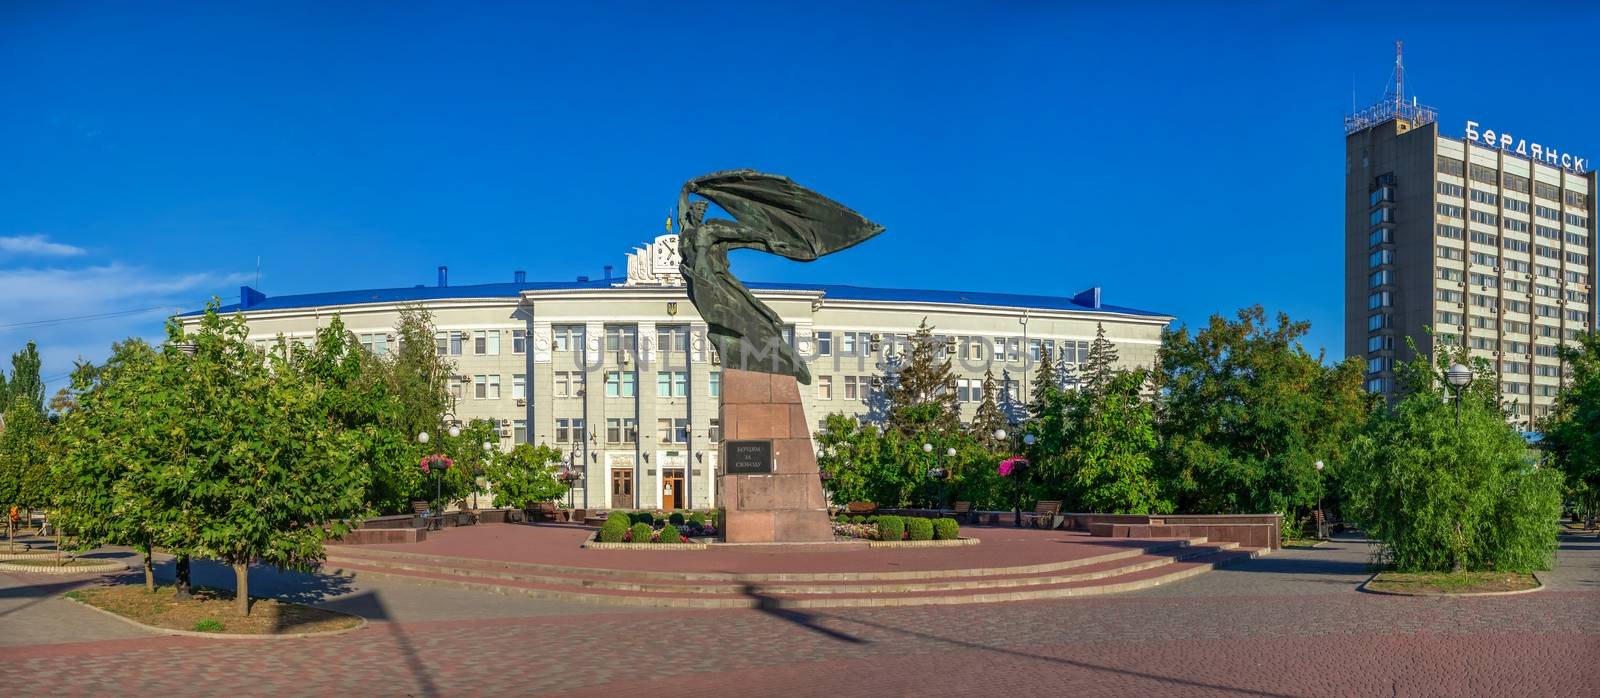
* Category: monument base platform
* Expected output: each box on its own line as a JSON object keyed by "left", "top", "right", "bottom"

{"left": 719, "top": 368, "right": 832, "bottom": 544}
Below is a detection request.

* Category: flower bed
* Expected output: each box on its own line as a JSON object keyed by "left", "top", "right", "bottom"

{"left": 594, "top": 511, "right": 717, "bottom": 545}
{"left": 831, "top": 514, "right": 967, "bottom": 545}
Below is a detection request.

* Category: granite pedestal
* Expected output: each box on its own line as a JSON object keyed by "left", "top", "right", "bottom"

{"left": 718, "top": 368, "right": 833, "bottom": 543}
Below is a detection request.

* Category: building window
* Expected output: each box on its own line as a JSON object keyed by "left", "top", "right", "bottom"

{"left": 1368, "top": 291, "right": 1392, "bottom": 309}
{"left": 956, "top": 378, "right": 981, "bottom": 402}
{"left": 552, "top": 325, "right": 584, "bottom": 352}
{"left": 611, "top": 469, "right": 634, "bottom": 504}
{"left": 1535, "top": 205, "right": 1561, "bottom": 222}
{"left": 1372, "top": 249, "right": 1396, "bottom": 266}
{"left": 474, "top": 374, "right": 501, "bottom": 400}
{"left": 1436, "top": 203, "right": 1463, "bottom": 219}
{"left": 656, "top": 325, "right": 690, "bottom": 353}
{"left": 1468, "top": 188, "right": 1498, "bottom": 207}
{"left": 1369, "top": 208, "right": 1393, "bottom": 226}
{"left": 1435, "top": 288, "right": 1462, "bottom": 303}
{"left": 1503, "top": 199, "right": 1530, "bottom": 215}
{"left": 1469, "top": 230, "right": 1499, "bottom": 247}
{"left": 604, "top": 371, "right": 637, "bottom": 398}
{"left": 1435, "top": 224, "right": 1463, "bottom": 240}
{"left": 1469, "top": 211, "right": 1499, "bottom": 227}
{"left": 436, "top": 331, "right": 465, "bottom": 356}
{"left": 513, "top": 420, "right": 528, "bottom": 444}
{"left": 1503, "top": 172, "right": 1530, "bottom": 193}
{"left": 1060, "top": 340, "right": 1091, "bottom": 364}
{"left": 1369, "top": 228, "right": 1393, "bottom": 246}
{"left": 1437, "top": 156, "right": 1464, "bottom": 178}
{"left": 1468, "top": 164, "right": 1497, "bottom": 185}
{"left": 1438, "top": 267, "right": 1463, "bottom": 282}
{"left": 512, "top": 330, "right": 527, "bottom": 354}
{"left": 553, "top": 370, "right": 584, "bottom": 398}
{"left": 358, "top": 333, "right": 389, "bottom": 356}
{"left": 843, "top": 375, "right": 862, "bottom": 400}
{"left": 512, "top": 374, "right": 526, "bottom": 400}
{"left": 1435, "top": 181, "right": 1462, "bottom": 198}
{"left": 555, "top": 418, "right": 585, "bottom": 443}
{"left": 815, "top": 331, "right": 832, "bottom": 356}
{"left": 1371, "top": 186, "right": 1396, "bottom": 205}
{"left": 1367, "top": 334, "right": 1393, "bottom": 352}
{"left": 1503, "top": 218, "right": 1529, "bottom": 233}
{"left": 657, "top": 418, "right": 689, "bottom": 444}
{"left": 1468, "top": 251, "right": 1498, "bottom": 267}
{"left": 708, "top": 371, "right": 721, "bottom": 397}
{"left": 604, "top": 325, "right": 638, "bottom": 353}
{"left": 707, "top": 418, "right": 721, "bottom": 443}
{"left": 473, "top": 330, "right": 501, "bottom": 356}
{"left": 1534, "top": 181, "right": 1561, "bottom": 201}
{"left": 606, "top": 418, "right": 638, "bottom": 444}
{"left": 657, "top": 371, "right": 687, "bottom": 397}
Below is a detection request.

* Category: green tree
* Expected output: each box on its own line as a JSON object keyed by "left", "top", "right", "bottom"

{"left": 1081, "top": 323, "right": 1120, "bottom": 395}
{"left": 287, "top": 316, "right": 422, "bottom": 515}
{"left": 52, "top": 338, "right": 181, "bottom": 587}
{"left": 485, "top": 443, "right": 568, "bottom": 509}
{"left": 885, "top": 320, "right": 959, "bottom": 435}
{"left": 6, "top": 341, "right": 45, "bottom": 413}
{"left": 172, "top": 305, "right": 368, "bottom": 616}
{"left": 1344, "top": 346, "right": 1561, "bottom": 572}
{"left": 1, "top": 395, "right": 53, "bottom": 549}
{"left": 968, "top": 369, "right": 1005, "bottom": 448}
{"left": 1543, "top": 331, "right": 1600, "bottom": 528}
{"left": 1059, "top": 369, "right": 1168, "bottom": 513}
{"left": 1156, "top": 306, "right": 1373, "bottom": 517}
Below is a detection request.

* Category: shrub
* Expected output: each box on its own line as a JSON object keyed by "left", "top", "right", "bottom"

{"left": 688, "top": 512, "right": 706, "bottom": 525}
{"left": 1344, "top": 355, "right": 1563, "bottom": 572}
{"left": 659, "top": 524, "right": 683, "bottom": 544}
{"left": 599, "top": 516, "right": 629, "bottom": 543}
{"left": 629, "top": 522, "right": 655, "bottom": 543}
{"left": 906, "top": 517, "right": 934, "bottom": 541}
{"left": 849, "top": 515, "right": 864, "bottom": 524}
{"left": 629, "top": 512, "right": 653, "bottom": 526}
{"left": 668, "top": 512, "right": 685, "bottom": 526}
{"left": 606, "top": 511, "right": 631, "bottom": 527}
{"left": 192, "top": 618, "right": 225, "bottom": 632}
{"left": 866, "top": 515, "right": 879, "bottom": 523}
{"left": 877, "top": 515, "right": 905, "bottom": 542}
{"left": 933, "top": 518, "right": 960, "bottom": 540}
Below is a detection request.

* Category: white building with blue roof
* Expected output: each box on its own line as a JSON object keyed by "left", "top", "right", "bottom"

{"left": 183, "top": 235, "right": 1172, "bottom": 511}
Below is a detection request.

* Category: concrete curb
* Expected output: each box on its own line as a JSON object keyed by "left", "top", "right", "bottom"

{"left": 62, "top": 593, "right": 369, "bottom": 640}
{"left": 867, "top": 538, "right": 980, "bottom": 549}
{"left": 0, "top": 550, "right": 59, "bottom": 561}
{"left": 581, "top": 534, "right": 709, "bottom": 551}
{"left": 326, "top": 537, "right": 1203, "bottom": 584}
{"left": 1356, "top": 571, "right": 1546, "bottom": 597}
{"left": 0, "top": 559, "right": 126, "bottom": 575}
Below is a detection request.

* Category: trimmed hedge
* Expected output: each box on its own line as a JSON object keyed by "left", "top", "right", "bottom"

{"left": 599, "top": 515, "right": 630, "bottom": 543}
{"left": 688, "top": 512, "right": 706, "bottom": 525}
{"left": 629, "top": 522, "right": 654, "bottom": 543}
{"left": 932, "top": 518, "right": 960, "bottom": 541}
{"left": 668, "top": 512, "right": 686, "bottom": 526}
{"left": 906, "top": 517, "right": 934, "bottom": 541}
{"left": 629, "top": 512, "right": 654, "bottom": 526}
{"left": 659, "top": 524, "right": 683, "bottom": 544}
{"left": 877, "top": 515, "right": 905, "bottom": 542}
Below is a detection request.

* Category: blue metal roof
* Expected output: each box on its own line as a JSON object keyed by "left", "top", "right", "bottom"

{"left": 188, "top": 278, "right": 1169, "bottom": 318}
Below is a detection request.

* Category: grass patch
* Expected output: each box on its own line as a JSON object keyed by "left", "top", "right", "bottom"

{"left": 70, "top": 585, "right": 362, "bottom": 635}
{"left": 1366, "top": 570, "right": 1539, "bottom": 595}
{"left": 1281, "top": 538, "right": 1324, "bottom": 549}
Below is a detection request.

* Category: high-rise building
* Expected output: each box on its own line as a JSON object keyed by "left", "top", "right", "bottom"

{"left": 1344, "top": 55, "right": 1596, "bottom": 429}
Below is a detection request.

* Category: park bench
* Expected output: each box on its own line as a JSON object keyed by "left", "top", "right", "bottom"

{"left": 952, "top": 501, "right": 974, "bottom": 523}
{"left": 529, "top": 501, "right": 568, "bottom": 523}
{"left": 1021, "top": 500, "right": 1062, "bottom": 530}
{"left": 412, "top": 500, "right": 442, "bottom": 531}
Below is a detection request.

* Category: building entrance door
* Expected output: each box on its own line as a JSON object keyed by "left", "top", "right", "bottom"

{"left": 663, "top": 468, "right": 685, "bottom": 510}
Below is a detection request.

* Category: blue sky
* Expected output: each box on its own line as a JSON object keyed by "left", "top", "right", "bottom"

{"left": 3, "top": 2, "right": 1598, "bottom": 393}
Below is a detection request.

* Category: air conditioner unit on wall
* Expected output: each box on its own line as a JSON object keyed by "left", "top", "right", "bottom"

{"left": 499, "top": 428, "right": 512, "bottom": 438}
{"left": 501, "top": 419, "right": 512, "bottom": 427}
{"left": 515, "top": 399, "right": 526, "bottom": 407}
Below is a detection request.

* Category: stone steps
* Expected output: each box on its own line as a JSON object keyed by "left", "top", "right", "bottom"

{"left": 322, "top": 540, "right": 1263, "bottom": 609}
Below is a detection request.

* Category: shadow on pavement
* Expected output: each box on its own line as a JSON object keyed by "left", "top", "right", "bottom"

{"left": 817, "top": 612, "right": 1297, "bottom": 698}
{"left": 741, "top": 584, "right": 868, "bottom": 645}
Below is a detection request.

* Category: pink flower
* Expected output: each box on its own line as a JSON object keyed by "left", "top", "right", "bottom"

{"left": 998, "top": 456, "right": 1028, "bottom": 477}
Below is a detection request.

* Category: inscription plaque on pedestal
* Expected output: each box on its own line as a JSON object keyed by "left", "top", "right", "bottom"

{"left": 725, "top": 440, "right": 774, "bottom": 475}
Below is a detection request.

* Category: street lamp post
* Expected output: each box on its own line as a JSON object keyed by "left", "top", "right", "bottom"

{"left": 1314, "top": 460, "right": 1326, "bottom": 539}
{"left": 1443, "top": 363, "right": 1474, "bottom": 572}
{"left": 476, "top": 441, "right": 493, "bottom": 511}
{"left": 418, "top": 421, "right": 462, "bottom": 513}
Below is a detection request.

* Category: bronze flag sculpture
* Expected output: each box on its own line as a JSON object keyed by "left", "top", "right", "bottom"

{"left": 677, "top": 170, "right": 884, "bottom": 384}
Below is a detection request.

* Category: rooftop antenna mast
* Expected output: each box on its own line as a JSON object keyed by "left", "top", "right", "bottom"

{"left": 1393, "top": 40, "right": 1404, "bottom": 109}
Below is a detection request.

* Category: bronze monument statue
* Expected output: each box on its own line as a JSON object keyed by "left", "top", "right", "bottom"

{"left": 677, "top": 170, "right": 883, "bottom": 543}
{"left": 677, "top": 170, "right": 884, "bottom": 384}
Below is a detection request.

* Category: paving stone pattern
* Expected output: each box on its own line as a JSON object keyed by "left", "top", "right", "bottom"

{"left": 1, "top": 533, "right": 1596, "bottom": 696}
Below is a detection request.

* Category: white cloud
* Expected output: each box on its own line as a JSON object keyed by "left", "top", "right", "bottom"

{"left": 1, "top": 260, "right": 250, "bottom": 398}
{"left": 0, "top": 234, "right": 87, "bottom": 257}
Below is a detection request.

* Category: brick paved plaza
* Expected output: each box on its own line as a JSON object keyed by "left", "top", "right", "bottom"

{"left": 2, "top": 531, "right": 1597, "bottom": 697}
